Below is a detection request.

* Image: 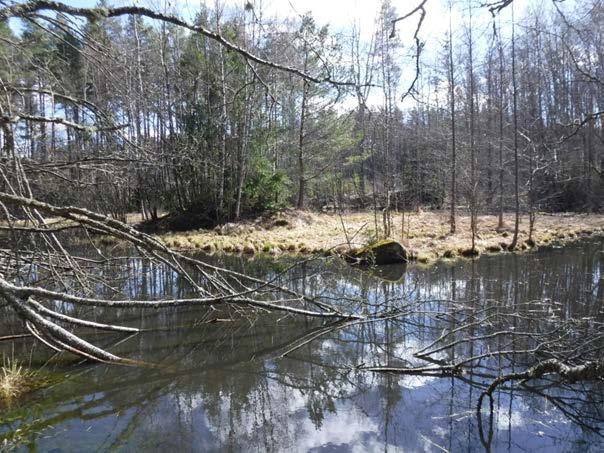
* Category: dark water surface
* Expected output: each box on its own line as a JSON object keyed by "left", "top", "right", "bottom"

{"left": 1, "top": 238, "right": 604, "bottom": 452}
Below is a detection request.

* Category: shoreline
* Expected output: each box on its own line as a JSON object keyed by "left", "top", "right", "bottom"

{"left": 155, "top": 210, "right": 604, "bottom": 264}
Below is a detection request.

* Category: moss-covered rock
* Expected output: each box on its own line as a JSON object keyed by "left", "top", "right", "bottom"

{"left": 346, "top": 240, "right": 408, "bottom": 265}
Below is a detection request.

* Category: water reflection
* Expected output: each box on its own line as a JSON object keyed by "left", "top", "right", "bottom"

{"left": 1, "top": 238, "right": 604, "bottom": 452}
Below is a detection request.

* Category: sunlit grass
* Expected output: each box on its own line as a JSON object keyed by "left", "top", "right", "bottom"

{"left": 0, "top": 358, "right": 39, "bottom": 406}
{"left": 0, "top": 357, "right": 60, "bottom": 451}
{"left": 154, "top": 210, "right": 604, "bottom": 263}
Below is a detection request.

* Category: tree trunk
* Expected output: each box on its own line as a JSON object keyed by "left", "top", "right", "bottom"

{"left": 448, "top": 1, "right": 457, "bottom": 234}
{"left": 510, "top": 5, "right": 520, "bottom": 250}
{"left": 297, "top": 80, "right": 309, "bottom": 210}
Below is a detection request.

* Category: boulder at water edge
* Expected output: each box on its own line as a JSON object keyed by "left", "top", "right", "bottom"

{"left": 345, "top": 240, "right": 408, "bottom": 265}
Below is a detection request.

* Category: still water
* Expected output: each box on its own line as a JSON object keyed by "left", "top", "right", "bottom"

{"left": 1, "top": 238, "right": 604, "bottom": 452}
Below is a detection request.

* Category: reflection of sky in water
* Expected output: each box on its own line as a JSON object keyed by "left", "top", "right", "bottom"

{"left": 1, "top": 238, "right": 603, "bottom": 451}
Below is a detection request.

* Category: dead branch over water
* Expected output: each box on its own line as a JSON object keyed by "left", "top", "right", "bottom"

{"left": 0, "top": 2, "right": 603, "bottom": 449}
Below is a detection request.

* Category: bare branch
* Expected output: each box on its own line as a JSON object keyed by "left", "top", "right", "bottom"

{"left": 0, "top": 0, "right": 358, "bottom": 87}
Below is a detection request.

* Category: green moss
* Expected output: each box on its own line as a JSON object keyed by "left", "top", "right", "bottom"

{"left": 365, "top": 239, "right": 397, "bottom": 248}
{"left": 348, "top": 240, "right": 408, "bottom": 265}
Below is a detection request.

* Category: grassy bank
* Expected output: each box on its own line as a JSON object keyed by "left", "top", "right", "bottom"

{"left": 157, "top": 210, "right": 604, "bottom": 263}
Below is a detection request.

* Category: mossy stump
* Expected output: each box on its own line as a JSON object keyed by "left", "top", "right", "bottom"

{"left": 345, "top": 240, "right": 408, "bottom": 265}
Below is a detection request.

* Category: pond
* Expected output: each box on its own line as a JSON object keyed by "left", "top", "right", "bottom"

{"left": 1, "top": 238, "right": 604, "bottom": 452}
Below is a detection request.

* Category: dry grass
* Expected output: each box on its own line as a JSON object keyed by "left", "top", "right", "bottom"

{"left": 0, "top": 358, "right": 49, "bottom": 408}
{"left": 0, "top": 357, "right": 55, "bottom": 410}
{"left": 158, "top": 210, "right": 604, "bottom": 263}
{"left": 0, "top": 358, "right": 58, "bottom": 450}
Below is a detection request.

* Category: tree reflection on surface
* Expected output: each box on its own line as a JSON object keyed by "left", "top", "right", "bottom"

{"left": 1, "top": 238, "right": 604, "bottom": 452}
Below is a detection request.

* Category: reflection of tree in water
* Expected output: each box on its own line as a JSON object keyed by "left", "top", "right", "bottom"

{"left": 2, "top": 240, "right": 604, "bottom": 451}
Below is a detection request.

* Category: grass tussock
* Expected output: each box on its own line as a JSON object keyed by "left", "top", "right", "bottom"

{"left": 0, "top": 358, "right": 46, "bottom": 407}
{"left": 485, "top": 244, "right": 503, "bottom": 253}
{"left": 155, "top": 210, "right": 604, "bottom": 264}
